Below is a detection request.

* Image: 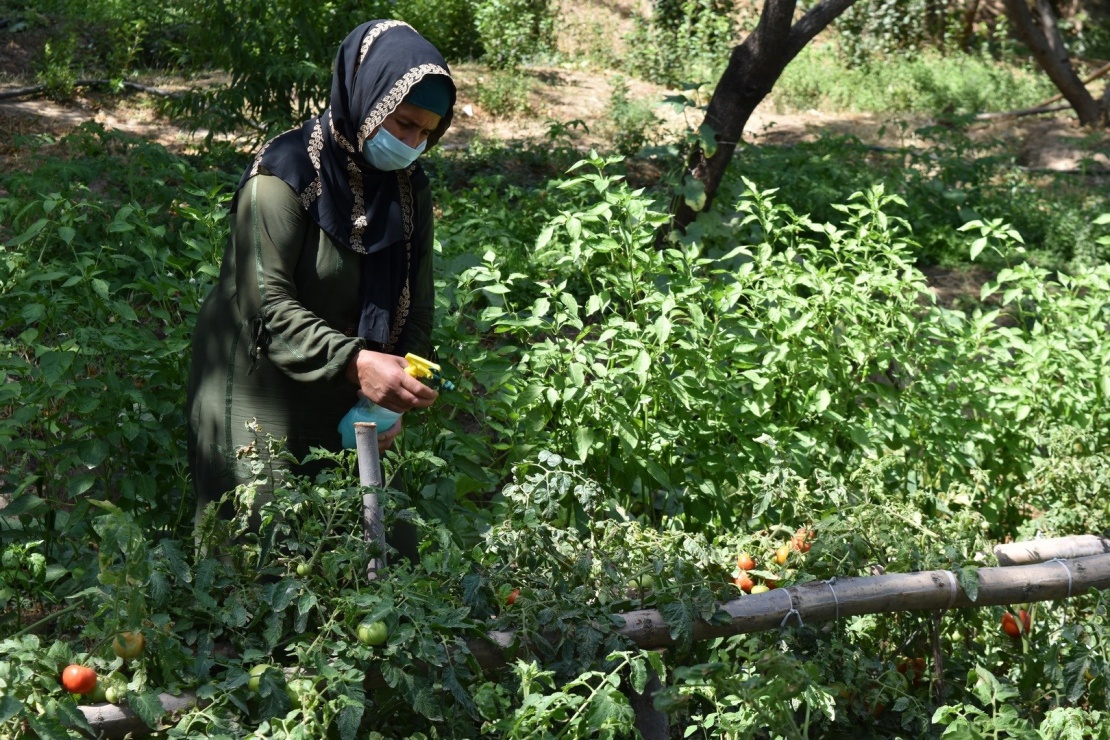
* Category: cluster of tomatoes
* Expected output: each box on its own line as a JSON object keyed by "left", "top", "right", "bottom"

{"left": 731, "top": 527, "right": 814, "bottom": 594}
{"left": 60, "top": 631, "right": 146, "bottom": 703}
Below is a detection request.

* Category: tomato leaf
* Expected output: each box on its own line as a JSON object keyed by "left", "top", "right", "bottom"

{"left": 127, "top": 689, "right": 166, "bottom": 730}
{"left": 956, "top": 566, "right": 979, "bottom": 603}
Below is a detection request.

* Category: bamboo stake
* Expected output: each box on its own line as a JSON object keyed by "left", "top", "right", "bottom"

{"left": 79, "top": 552, "right": 1110, "bottom": 737}
{"left": 354, "top": 422, "right": 385, "bottom": 579}
{"left": 995, "top": 534, "right": 1110, "bottom": 566}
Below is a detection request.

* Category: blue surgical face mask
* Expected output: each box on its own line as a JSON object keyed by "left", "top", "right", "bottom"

{"left": 362, "top": 127, "right": 427, "bottom": 171}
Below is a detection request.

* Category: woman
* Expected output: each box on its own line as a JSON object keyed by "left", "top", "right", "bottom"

{"left": 187, "top": 20, "right": 455, "bottom": 520}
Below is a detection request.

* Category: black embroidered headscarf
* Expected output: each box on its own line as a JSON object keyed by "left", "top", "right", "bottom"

{"left": 236, "top": 20, "right": 455, "bottom": 349}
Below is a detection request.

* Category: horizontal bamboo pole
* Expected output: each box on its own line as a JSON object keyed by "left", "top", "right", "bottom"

{"left": 80, "top": 551, "right": 1110, "bottom": 737}
{"left": 995, "top": 535, "right": 1110, "bottom": 566}
{"left": 619, "top": 553, "right": 1110, "bottom": 649}
{"left": 78, "top": 693, "right": 196, "bottom": 738}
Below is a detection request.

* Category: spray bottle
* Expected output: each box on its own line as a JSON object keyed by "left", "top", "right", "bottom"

{"left": 338, "top": 353, "right": 455, "bottom": 449}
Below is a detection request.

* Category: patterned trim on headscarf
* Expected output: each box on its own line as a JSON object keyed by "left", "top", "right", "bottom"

{"left": 382, "top": 172, "right": 414, "bottom": 352}
{"left": 356, "top": 63, "right": 451, "bottom": 149}
{"left": 358, "top": 20, "right": 410, "bottom": 65}
{"left": 347, "top": 158, "right": 368, "bottom": 252}
{"left": 247, "top": 139, "right": 273, "bottom": 179}
{"left": 329, "top": 116, "right": 356, "bottom": 154}
{"left": 299, "top": 119, "right": 326, "bottom": 208}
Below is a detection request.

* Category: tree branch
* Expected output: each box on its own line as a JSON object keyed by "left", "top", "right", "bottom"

{"left": 787, "top": 0, "right": 861, "bottom": 58}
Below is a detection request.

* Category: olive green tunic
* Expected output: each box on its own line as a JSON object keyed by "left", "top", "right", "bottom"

{"left": 186, "top": 173, "right": 434, "bottom": 516}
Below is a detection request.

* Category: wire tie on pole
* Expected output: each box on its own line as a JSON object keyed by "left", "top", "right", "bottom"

{"left": 824, "top": 577, "right": 841, "bottom": 622}
{"left": 943, "top": 570, "right": 958, "bottom": 610}
{"left": 780, "top": 588, "right": 804, "bottom": 629}
{"left": 1048, "top": 557, "right": 1074, "bottom": 598}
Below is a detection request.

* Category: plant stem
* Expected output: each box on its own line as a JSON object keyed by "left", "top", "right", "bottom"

{"left": 11, "top": 599, "right": 85, "bottom": 638}
{"left": 555, "top": 654, "right": 629, "bottom": 740}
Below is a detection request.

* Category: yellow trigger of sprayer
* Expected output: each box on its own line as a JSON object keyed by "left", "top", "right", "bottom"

{"left": 403, "top": 353, "right": 456, "bottom": 392}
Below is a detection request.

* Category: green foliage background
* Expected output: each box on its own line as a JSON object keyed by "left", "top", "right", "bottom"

{"left": 1, "top": 0, "right": 1109, "bottom": 736}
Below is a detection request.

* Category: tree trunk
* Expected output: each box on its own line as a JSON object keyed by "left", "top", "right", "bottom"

{"left": 958, "top": 0, "right": 982, "bottom": 49}
{"left": 667, "top": 0, "right": 859, "bottom": 238}
{"left": 1000, "top": 0, "right": 1105, "bottom": 126}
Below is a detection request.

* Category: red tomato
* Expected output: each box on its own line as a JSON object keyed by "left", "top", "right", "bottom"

{"left": 733, "top": 574, "right": 754, "bottom": 593}
{"left": 1001, "top": 611, "right": 1021, "bottom": 639}
{"left": 62, "top": 665, "right": 98, "bottom": 695}
{"left": 1019, "top": 609, "right": 1031, "bottom": 635}
{"left": 736, "top": 554, "right": 756, "bottom": 571}
{"left": 506, "top": 588, "right": 520, "bottom": 606}
{"left": 897, "top": 657, "right": 927, "bottom": 686}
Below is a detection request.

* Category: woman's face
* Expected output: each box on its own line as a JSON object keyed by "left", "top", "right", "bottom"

{"left": 379, "top": 102, "right": 443, "bottom": 150}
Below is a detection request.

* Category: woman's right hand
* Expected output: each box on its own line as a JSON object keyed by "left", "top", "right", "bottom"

{"left": 346, "top": 350, "right": 438, "bottom": 413}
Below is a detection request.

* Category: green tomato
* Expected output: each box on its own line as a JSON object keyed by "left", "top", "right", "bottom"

{"left": 248, "top": 664, "right": 277, "bottom": 692}
{"left": 296, "top": 563, "right": 310, "bottom": 577}
{"left": 357, "top": 620, "right": 388, "bottom": 647}
{"left": 104, "top": 686, "right": 122, "bottom": 704}
{"left": 86, "top": 682, "right": 107, "bottom": 704}
{"left": 750, "top": 584, "right": 771, "bottom": 594}
{"left": 286, "top": 677, "right": 314, "bottom": 709}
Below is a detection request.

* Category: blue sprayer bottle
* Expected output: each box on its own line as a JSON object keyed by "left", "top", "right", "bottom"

{"left": 338, "top": 353, "right": 455, "bottom": 449}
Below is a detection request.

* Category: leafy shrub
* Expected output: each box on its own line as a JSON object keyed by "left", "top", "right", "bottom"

{"left": 165, "top": 0, "right": 394, "bottom": 137}
{"left": 606, "top": 77, "right": 660, "bottom": 156}
{"left": 718, "top": 126, "right": 1099, "bottom": 269}
{"left": 623, "top": 0, "right": 736, "bottom": 87}
{"left": 835, "top": 0, "right": 958, "bottom": 66}
{"left": 472, "top": 69, "right": 534, "bottom": 117}
{"left": 472, "top": 0, "right": 556, "bottom": 69}
{"left": 395, "top": 0, "right": 483, "bottom": 62}
{"left": 0, "top": 124, "right": 236, "bottom": 533}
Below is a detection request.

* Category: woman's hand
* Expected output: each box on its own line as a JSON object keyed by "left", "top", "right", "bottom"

{"left": 346, "top": 350, "right": 438, "bottom": 413}
{"left": 378, "top": 418, "right": 403, "bottom": 452}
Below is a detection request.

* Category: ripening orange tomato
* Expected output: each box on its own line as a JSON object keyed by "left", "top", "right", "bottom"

{"left": 736, "top": 554, "right": 756, "bottom": 571}
{"left": 113, "top": 631, "right": 145, "bottom": 661}
{"left": 734, "top": 574, "right": 754, "bottom": 593}
{"left": 774, "top": 545, "right": 790, "bottom": 566}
